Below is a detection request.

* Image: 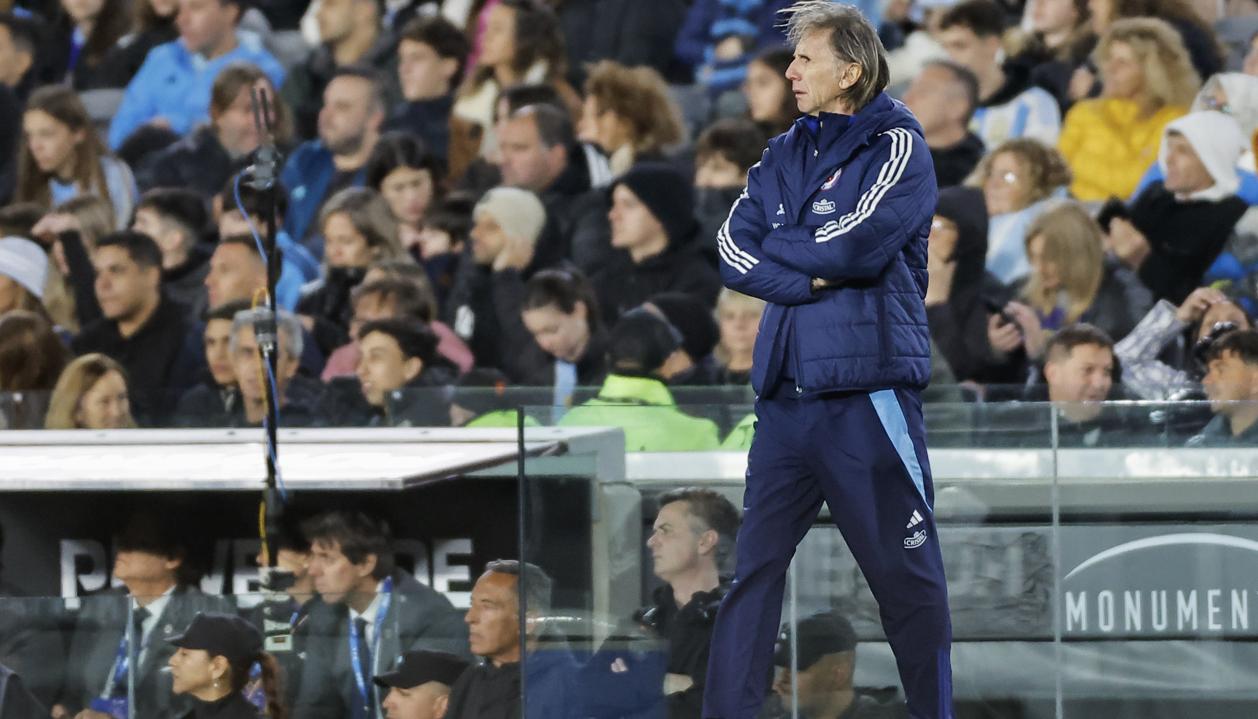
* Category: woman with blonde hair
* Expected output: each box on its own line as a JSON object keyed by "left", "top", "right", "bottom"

{"left": 967, "top": 138, "right": 1073, "bottom": 283}
{"left": 45, "top": 352, "right": 137, "bottom": 429}
{"left": 581, "top": 61, "right": 685, "bottom": 176}
{"left": 713, "top": 289, "right": 765, "bottom": 386}
{"left": 1058, "top": 18, "right": 1200, "bottom": 201}
{"left": 30, "top": 193, "right": 116, "bottom": 332}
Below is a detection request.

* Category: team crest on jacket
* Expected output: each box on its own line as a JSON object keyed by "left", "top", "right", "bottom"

{"left": 820, "top": 168, "right": 842, "bottom": 190}
{"left": 812, "top": 199, "right": 836, "bottom": 215}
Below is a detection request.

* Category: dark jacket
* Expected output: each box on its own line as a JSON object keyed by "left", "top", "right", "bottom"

{"left": 0, "top": 664, "right": 46, "bottom": 719}
{"left": 540, "top": 143, "right": 613, "bottom": 274}
{"left": 559, "top": 0, "right": 690, "bottom": 86}
{"left": 929, "top": 132, "right": 984, "bottom": 188}
{"left": 980, "top": 381, "right": 1147, "bottom": 448}
{"left": 281, "top": 140, "right": 367, "bottom": 250}
{"left": 84, "top": 24, "right": 179, "bottom": 90}
{"left": 639, "top": 585, "right": 723, "bottom": 719}
{"left": 1187, "top": 414, "right": 1258, "bottom": 447}
{"left": 173, "top": 380, "right": 239, "bottom": 428}
{"left": 316, "top": 367, "right": 455, "bottom": 427}
{"left": 718, "top": 93, "right": 936, "bottom": 396}
{"left": 518, "top": 328, "right": 609, "bottom": 388}
{"left": 444, "top": 262, "right": 539, "bottom": 383}
{"left": 226, "top": 374, "right": 323, "bottom": 428}
{"left": 386, "top": 95, "right": 455, "bottom": 163}
{"left": 135, "top": 125, "right": 245, "bottom": 196}
{"left": 0, "top": 594, "right": 66, "bottom": 708}
{"left": 162, "top": 242, "right": 213, "bottom": 320}
{"left": 445, "top": 646, "right": 577, "bottom": 719}
{"left": 297, "top": 266, "right": 367, "bottom": 357}
{"left": 177, "top": 693, "right": 261, "bottom": 719}
{"left": 282, "top": 36, "right": 400, "bottom": 141}
{"left": 592, "top": 243, "right": 721, "bottom": 327}
{"left": 291, "top": 569, "right": 469, "bottom": 719}
{"left": 71, "top": 295, "right": 203, "bottom": 422}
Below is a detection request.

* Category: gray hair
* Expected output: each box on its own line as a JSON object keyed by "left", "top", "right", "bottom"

{"left": 782, "top": 1, "right": 889, "bottom": 112}
{"left": 229, "top": 307, "right": 304, "bottom": 359}
{"left": 484, "top": 559, "right": 553, "bottom": 614}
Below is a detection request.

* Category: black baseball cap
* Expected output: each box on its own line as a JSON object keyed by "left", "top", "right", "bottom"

{"left": 772, "top": 612, "right": 858, "bottom": 670}
{"left": 168, "top": 612, "right": 263, "bottom": 660}
{"left": 374, "top": 650, "right": 470, "bottom": 689}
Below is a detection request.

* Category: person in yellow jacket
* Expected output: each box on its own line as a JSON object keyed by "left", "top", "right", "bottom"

{"left": 560, "top": 308, "right": 721, "bottom": 451}
{"left": 1058, "top": 18, "right": 1199, "bottom": 201}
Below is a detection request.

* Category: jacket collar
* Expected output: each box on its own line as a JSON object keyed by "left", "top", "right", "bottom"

{"left": 597, "top": 374, "right": 676, "bottom": 406}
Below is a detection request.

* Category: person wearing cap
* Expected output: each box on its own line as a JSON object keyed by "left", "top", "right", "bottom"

{"left": 706, "top": 3, "right": 952, "bottom": 718}
{"left": 374, "top": 650, "right": 470, "bottom": 719}
{"left": 559, "top": 308, "right": 721, "bottom": 451}
{"left": 765, "top": 612, "right": 891, "bottom": 719}
{"left": 1102, "top": 111, "right": 1250, "bottom": 306}
{"left": 167, "top": 612, "right": 286, "bottom": 719}
{"left": 0, "top": 235, "right": 49, "bottom": 316}
{"left": 444, "top": 186, "right": 553, "bottom": 383}
{"left": 591, "top": 162, "right": 722, "bottom": 326}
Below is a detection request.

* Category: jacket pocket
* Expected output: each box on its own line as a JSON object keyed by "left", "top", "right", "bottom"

{"left": 876, "top": 289, "right": 890, "bottom": 367}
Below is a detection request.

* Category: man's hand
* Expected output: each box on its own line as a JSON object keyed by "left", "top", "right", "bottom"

{"left": 987, "top": 312, "right": 1023, "bottom": 357}
{"left": 31, "top": 212, "right": 82, "bottom": 243}
{"left": 1175, "top": 286, "right": 1228, "bottom": 324}
{"left": 50, "top": 704, "right": 70, "bottom": 719}
{"left": 1003, "top": 301, "right": 1047, "bottom": 360}
{"left": 1106, "top": 218, "right": 1151, "bottom": 271}
{"left": 663, "top": 673, "right": 694, "bottom": 695}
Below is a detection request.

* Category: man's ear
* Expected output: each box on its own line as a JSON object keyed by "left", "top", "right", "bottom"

{"left": 358, "top": 553, "right": 379, "bottom": 579}
{"left": 697, "top": 528, "right": 719, "bottom": 557}
{"left": 433, "top": 692, "right": 450, "bottom": 718}
{"left": 402, "top": 356, "right": 423, "bottom": 383}
{"left": 839, "top": 63, "right": 863, "bottom": 90}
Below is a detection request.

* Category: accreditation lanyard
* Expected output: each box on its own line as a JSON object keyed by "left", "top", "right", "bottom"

{"left": 101, "top": 605, "right": 142, "bottom": 699}
{"left": 348, "top": 577, "right": 394, "bottom": 708}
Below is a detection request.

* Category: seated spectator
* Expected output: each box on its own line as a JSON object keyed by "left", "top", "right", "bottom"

{"left": 1183, "top": 73, "right": 1258, "bottom": 194}
{"left": 415, "top": 193, "right": 471, "bottom": 309}
{"left": 1191, "top": 328, "right": 1258, "bottom": 444}
{"left": 1058, "top": 19, "right": 1199, "bottom": 201}
{"left": 205, "top": 235, "right": 276, "bottom": 311}
{"left": 0, "top": 310, "right": 68, "bottom": 428}
{"left": 741, "top": 48, "right": 797, "bottom": 139}
{"left": 0, "top": 236, "right": 48, "bottom": 317}
{"left": 282, "top": 66, "right": 385, "bottom": 252}
{"left": 16, "top": 85, "right": 138, "bottom": 227}
{"left": 386, "top": 15, "right": 470, "bottom": 164}
{"left": 1100, "top": 111, "right": 1249, "bottom": 304}
{"left": 1092, "top": 0, "right": 1223, "bottom": 83}
{"left": 107, "top": 0, "right": 285, "bottom": 150}
{"left": 970, "top": 138, "right": 1072, "bottom": 284}
{"left": 31, "top": 193, "right": 119, "bottom": 331}
{"left": 54, "top": 509, "right": 229, "bottom": 719}
{"left": 1118, "top": 286, "right": 1252, "bottom": 399}
{"left": 130, "top": 188, "right": 214, "bottom": 318}
{"left": 579, "top": 61, "right": 685, "bottom": 177}
{"left": 87, "top": 0, "right": 180, "bottom": 91}
{"left": 445, "top": 187, "right": 548, "bottom": 381}
{"left": 227, "top": 306, "right": 320, "bottom": 427}
{"left": 560, "top": 309, "right": 721, "bottom": 451}
{"left": 174, "top": 298, "right": 247, "bottom": 426}
{"left": 44, "top": 352, "right": 136, "bottom": 429}
{"left": 366, "top": 132, "right": 441, "bottom": 257}
{"left": 713, "top": 289, "right": 764, "bottom": 386}
{"left": 520, "top": 268, "right": 608, "bottom": 402}
{"left": 763, "top": 612, "right": 895, "bottom": 719}
{"left": 445, "top": 560, "right": 571, "bottom": 719}
{"left": 299, "top": 187, "right": 407, "bottom": 356}
{"left": 374, "top": 650, "right": 470, "bottom": 719}
{"left": 294, "top": 511, "right": 468, "bottom": 719}
{"left": 136, "top": 62, "right": 293, "bottom": 196}
{"left": 693, "top": 119, "right": 765, "bottom": 264}
{"left": 592, "top": 163, "right": 721, "bottom": 325}
{"left": 1006, "top": 0, "right": 1095, "bottom": 109}
{"left": 321, "top": 317, "right": 453, "bottom": 426}
{"left": 216, "top": 180, "right": 321, "bottom": 310}
{"left": 282, "top": 0, "right": 398, "bottom": 140}
{"left": 45, "top": 0, "right": 129, "bottom": 89}
{"left": 903, "top": 60, "right": 985, "bottom": 188}
{"left": 71, "top": 231, "right": 201, "bottom": 420}
{"left": 167, "top": 612, "right": 286, "bottom": 719}
{"left": 673, "top": 0, "right": 794, "bottom": 96}
{"left": 643, "top": 292, "right": 722, "bottom": 386}
{"left": 938, "top": 0, "right": 1061, "bottom": 147}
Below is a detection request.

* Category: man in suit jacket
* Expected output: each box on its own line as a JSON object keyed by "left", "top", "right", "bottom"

{"left": 292, "top": 511, "right": 469, "bottom": 719}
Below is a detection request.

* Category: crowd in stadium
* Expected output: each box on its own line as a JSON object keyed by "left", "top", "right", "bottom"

{"left": 0, "top": 0, "right": 1257, "bottom": 450}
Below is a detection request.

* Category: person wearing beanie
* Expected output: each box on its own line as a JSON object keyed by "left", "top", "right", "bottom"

{"left": 444, "top": 186, "right": 552, "bottom": 382}
{"left": 0, "top": 236, "right": 49, "bottom": 315}
{"left": 591, "top": 163, "right": 722, "bottom": 326}
{"left": 559, "top": 308, "right": 720, "bottom": 451}
{"left": 643, "top": 292, "right": 722, "bottom": 386}
{"left": 1104, "top": 111, "right": 1249, "bottom": 305}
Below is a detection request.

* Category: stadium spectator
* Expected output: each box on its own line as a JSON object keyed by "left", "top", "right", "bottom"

{"left": 938, "top": 0, "right": 1062, "bottom": 146}
{"left": 1192, "top": 328, "right": 1258, "bottom": 444}
{"left": 1100, "top": 111, "right": 1248, "bottom": 305}
{"left": 560, "top": 308, "right": 721, "bottom": 450}
{"left": 374, "top": 650, "right": 470, "bottom": 719}
{"left": 693, "top": 119, "right": 765, "bottom": 264}
{"left": 53, "top": 510, "right": 228, "bottom": 719}
{"left": 386, "top": 15, "right": 469, "bottom": 163}
{"left": 520, "top": 268, "right": 607, "bottom": 400}
{"left": 1117, "top": 286, "right": 1252, "bottom": 399}
{"left": 71, "top": 231, "right": 201, "bottom": 421}
{"left": 294, "top": 511, "right": 468, "bottom": 719}
{"left": 88, "top": 0, "right": 180, "bottom": 90}
{"left": 673, "top": 0, "right": 794, "bottom": 95}
{"left": 107, "top": 0, "right": 285, "bottom": 149}
{"left": 16, "top": 85, "right": 138, "bottom": 227}
{"left": 970, "top": 138, "right": 1072, "bottom": 284}
{"left": 1006, "top": 0, "right": 1096, "bottom": 108}
{"left": 1186, "top": 74, "right": 1258, "bottom": 190}
{"left": 592, "top": 163, "right": 721, "bottom": 325}
{"left": 299, "top": 187, "right": 406, "bottom": 357}
{"left": 1058, "top": 18, "right": 1199, "bottom": 201}
{"left": 0, "top": 236, "right": 47, "bottom": 317}
{"left": 44, "top": 352, "right": 136, "bottom": 428}
{"left": 283, "top": 0, "right": 398, "bottom": 140}
{"left": 0, "top": 13, "right": 37, "bottom": 98}
{"left": 29, "top": 194, "right": 116, "bottom": 331}
{"left": 902, "top": 59, "right": 985, "bottom": 187}
{"left": 1038, "top": 324, "right": 1130, "bottom": 444}
{"left": 445, "top": 186, "right": 547, "bottom": 381}
{"left": 281, "top": 66, "right": 385, "bottom": 252}
{"left": 497, "top": 103, "right": 612, "bottom": 273}
{"left": 712, "top": 289, "right": 764, "bottom": 386}
{"left": 643, "top": 292, "right": 722, "bottom": 386}
{"left": 130, "top": 188, "right": 214, "bottom": 318}
{"left": 166, "top": 613, "right": 287, "bottom": 719}
{"left": 173, "top": 298, "right": 247, "bottom": 426}
{"left": 1090, "top": 0, "right": 1223, "bottom": 82}
{"left": 415, "top": 193, "right": 471, "bottom": 309}
{"left": 0, "top": 310, "right": 68, "bottom": 428}
{"left": 45, "top": 0, "right": 130, "bottom": 89}
{"left": 204, "top": 235, "right": 271, "bottom": 311}
{"left": 321, "top": 317, "right": 452, "bottom": 426}
{"left": 764, "top": 612, "right": 893, "bottom": 719}
{"left": 579, "top": 61, "right": 685, "bottom": 177}
{"left": 215, "top": 180, "right": 320, "bottom": 311}
{"left": 742, "top": 48, "right": 797, "bottom": 139}
{"left": 366, "top": 131, "right": 442, "bottom": 256}
{"left": 227, "top": 306, "right": 320, "bottom": 427}
{"left": 136, "top": 62, "right": 292, "bottom": 196}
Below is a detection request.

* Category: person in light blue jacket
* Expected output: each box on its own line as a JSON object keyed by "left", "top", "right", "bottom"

{"left": 108, "top": 0, "right": 285, "bottom": 150}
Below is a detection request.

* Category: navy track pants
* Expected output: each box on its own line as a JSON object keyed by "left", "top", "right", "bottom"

{"left": 702, "top": 388, "right": 953, "bottom": 719}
